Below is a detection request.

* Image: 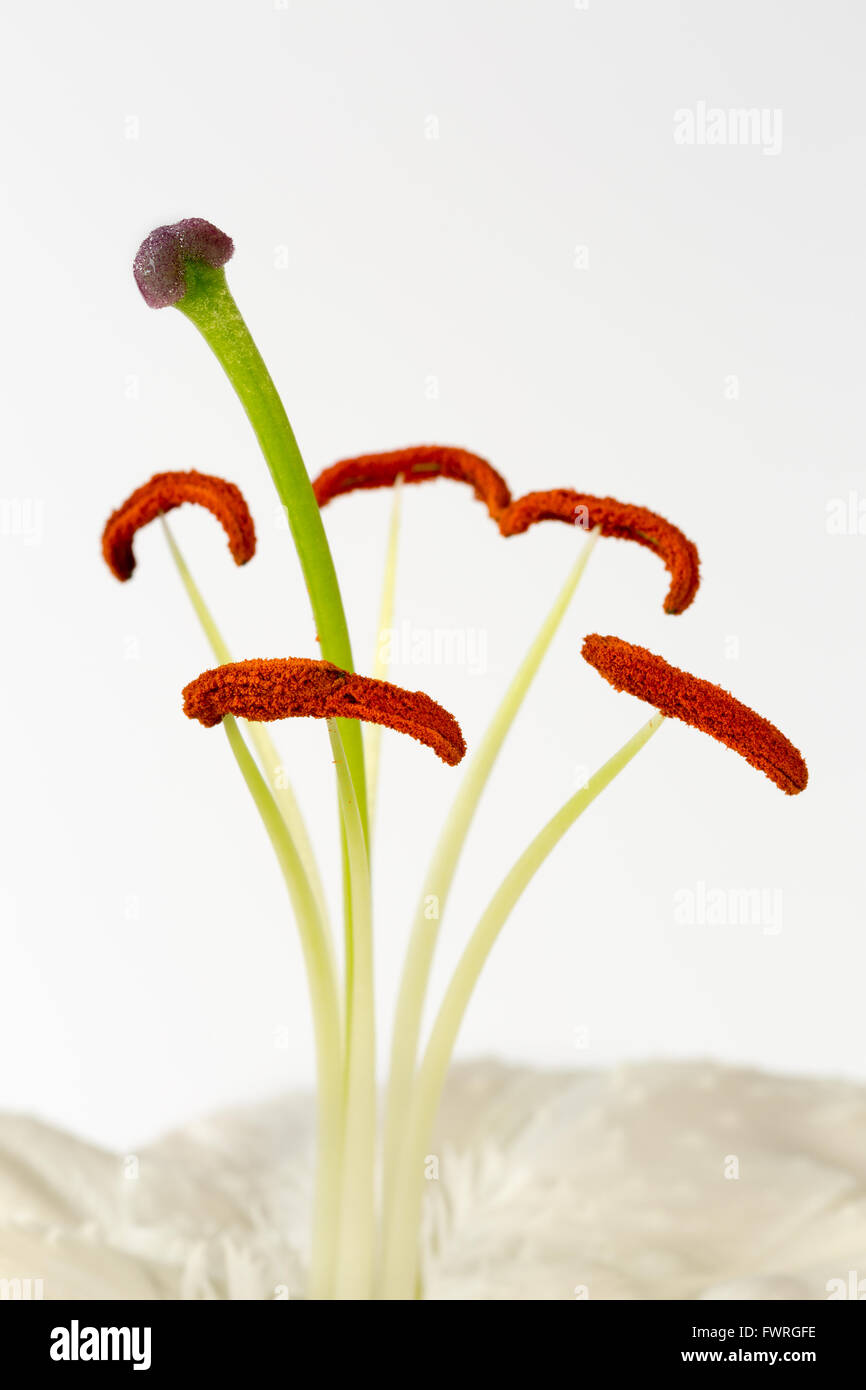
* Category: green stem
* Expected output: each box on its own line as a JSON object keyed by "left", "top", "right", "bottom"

{"left": 173, "top": 268, "right": 371, "bottom": 1282}
{"left": 327, "top": 720, "right": 376, "bottom": 1299}
{"left": 161, "top": 518, "right": 334, "bottom": 958}
{"left": 364, "top": 475, "right": 403, "bottom": 831}
{"left": 381, "top": 712, "right": 664, "bottom": 1299}
{"left": 222, "top": 716, "right": 343, "bottom": 1299}
{"left": 382, "top": 528, "right": 600, "bottom": 1211}
{"left": 175, "top": 262, "right": 368, "bottom": 845}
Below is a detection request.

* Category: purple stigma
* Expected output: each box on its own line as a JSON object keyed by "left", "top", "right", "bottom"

{"left": 133, "top": 218, "right": 234, "bottom": 309}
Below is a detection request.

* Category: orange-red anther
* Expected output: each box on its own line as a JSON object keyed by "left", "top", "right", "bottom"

{"left": 102, "top": 471, "right": 256, "bottom": 581}
{"left": 581, "top": 634, "right": 808, "bottom": 795}
{"left": 500, "top": 490, "right": 700, "bottom": 615}
{"left": 313, "top": 448, "right": 699, "bottom": 615}
{"left": 312, "top": 445, "right": 512, "bottom": 521}
{"left": 182, "top": 657, "right": 466, "bottom": 767}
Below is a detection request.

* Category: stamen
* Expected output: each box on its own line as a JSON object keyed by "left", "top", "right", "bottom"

{"left": 182, "top": 658, "right": 467, "bottom": 767}
{"left": 499, "top": 490, "right": 700, "bottom": 615}
{"left": 313, "top": 452, "right": 698, "bottom": 615}
{"left": 312, "top": 446, "right": 512, "bottom": 521}
{"left": 581, "top": 634, "right": 808, "bottom": 794}
{"left": 133, "top": 218, "right": 234, "bottom": 309}
{"left": 102, "top": 470, "right": 256, "bottom": 581}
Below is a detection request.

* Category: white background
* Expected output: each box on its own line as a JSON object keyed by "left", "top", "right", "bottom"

{"left": 0, "top": 1, "right": 862, "bottom": 1149}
